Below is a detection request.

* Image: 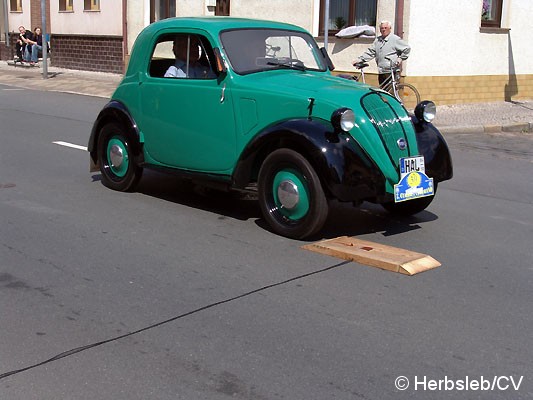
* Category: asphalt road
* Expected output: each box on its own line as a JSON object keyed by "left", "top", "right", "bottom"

{"left": 1, "top": 85, "right": 532, "bottom": 400}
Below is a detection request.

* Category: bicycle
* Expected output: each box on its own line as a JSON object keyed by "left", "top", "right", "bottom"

{"left": 352, "top": 58, "right": 420, "bottom": 111}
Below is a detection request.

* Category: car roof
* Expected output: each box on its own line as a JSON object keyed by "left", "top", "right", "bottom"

{"left": 139, "top": 16, "right": 308, "bottom": 37}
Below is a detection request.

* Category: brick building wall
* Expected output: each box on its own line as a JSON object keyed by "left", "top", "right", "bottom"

{"left": 0, "top": 43, "right": 8, "bottom": 60}
{"left": 50, "top": 35, "right": 124, "bottom": 74}
{"left": 406, "top": 75, "right": 533, "bottom": 105}
{"left": 2, "top": 34, "right": 21, "bottom": 60}
{"left": 2, "top": 33, "right": 124, "bottom": 74}
{"left": 29, "top": 0, "right": 51, "bottom": 33}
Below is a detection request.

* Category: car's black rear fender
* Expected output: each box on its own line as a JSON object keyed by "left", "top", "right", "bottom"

{"left": 88, "top": 101, "right": 143, "bottom": 169}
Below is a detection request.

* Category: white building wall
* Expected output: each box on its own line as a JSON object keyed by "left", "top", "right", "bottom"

{"left": 50, "top": 0, "right": 122, "bottom": 35}
{"left": 127, "top": 0, "right": 147, "bottom": 54}
{"left": 8, "top": 0, "right": 31, "bottom": 31}
{"left": 504, "top": 0, "right": 533, "bottom": 75}
{"left": 228, "top": 0, "right": 315, "bottom": 32}
{"left": 376, "top": 0, "right": 395, "bottom": 28}
{"left": 406, "top": 0, "right": 533, "bottom": 76}
{"left": 76, "top": 0, "right": 532, "bottom": 80}
{"left": 175, "top": 0, "right": 210, "bottom": 16}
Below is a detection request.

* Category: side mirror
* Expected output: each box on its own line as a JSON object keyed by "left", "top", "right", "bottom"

{"left": 214, "top": 48, "right": 227, "bottom": 74}
{"left": 320, "top": 47, "right": 334, "bottom": 71}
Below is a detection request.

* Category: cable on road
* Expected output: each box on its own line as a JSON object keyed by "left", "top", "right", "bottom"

{"left": 0, "top": 260, "right": 350, "bottom": 380}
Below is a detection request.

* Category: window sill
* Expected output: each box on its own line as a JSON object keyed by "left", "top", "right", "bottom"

{"left": 480, "top": 27, "right": 510, "bottom": 34}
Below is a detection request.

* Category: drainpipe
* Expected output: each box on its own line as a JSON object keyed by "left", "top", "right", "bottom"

{"left": 3, "top": 0, "right": 9, "bottom": 47}
{"left": 122, "top": 0, "right": 127, "bottom": 73}
{"left": 324, "top": 0, "right": 329, "bottom": 50}
{"left": 395, "top": 0, "right": 404, "bottom": 38}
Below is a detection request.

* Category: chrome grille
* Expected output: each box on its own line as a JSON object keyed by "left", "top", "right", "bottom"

{"left": 361, "top": 92, "right": 409, "bottom": 167}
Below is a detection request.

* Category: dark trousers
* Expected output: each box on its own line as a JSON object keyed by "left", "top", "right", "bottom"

{"left": 16, "top": 43, "right": 25, "bottom": 60}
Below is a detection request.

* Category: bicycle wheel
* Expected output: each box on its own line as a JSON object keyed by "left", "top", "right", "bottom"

{"left": 395, "top": 83, "right": 420, "bottom": 112}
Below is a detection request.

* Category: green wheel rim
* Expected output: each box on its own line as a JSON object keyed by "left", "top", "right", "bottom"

{"left": 107, "top": 137, "right": 129, "bottom": 178}
{"left": 272, "top": 169, "right": 310, "bottom": 220}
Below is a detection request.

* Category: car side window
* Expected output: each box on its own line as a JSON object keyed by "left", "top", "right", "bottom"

{"left": 149, "top": 33, "right": 217, "bottom": 79}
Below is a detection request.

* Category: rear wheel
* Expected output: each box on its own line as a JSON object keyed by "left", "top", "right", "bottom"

{"left": 395, "top": 83, "right": 420, "bottom": 112}
{"left": 258, "top": 149, "right": 328, "bottom": 239}
{"left": 97, "top": 123, "right": 142, "bottom": 192}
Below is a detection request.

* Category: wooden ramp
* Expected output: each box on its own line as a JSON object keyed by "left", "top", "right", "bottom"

{"left": 302, "top": 236, "right": 441, "bottom": 276}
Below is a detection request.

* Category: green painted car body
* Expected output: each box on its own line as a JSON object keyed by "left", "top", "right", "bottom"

{"left": 89, "top": 17, "right": 452, "bottom": 239}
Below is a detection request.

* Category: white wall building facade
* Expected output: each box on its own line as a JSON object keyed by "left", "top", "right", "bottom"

{"left": 2, "top": 0, "right": 531, "bottom": 104}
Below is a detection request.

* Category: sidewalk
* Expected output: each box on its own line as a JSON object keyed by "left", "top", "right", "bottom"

{"left": 1, "top": 61, "right": 532, "bottom": 134}
{"left": 0, "top": 61, "right": 121, "bottom": 99}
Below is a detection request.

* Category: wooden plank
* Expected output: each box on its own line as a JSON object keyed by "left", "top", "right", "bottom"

{"left": 302, "top": 236, "right": 441, "bottom": 275}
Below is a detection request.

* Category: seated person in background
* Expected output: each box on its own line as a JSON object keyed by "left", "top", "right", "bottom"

{"left": 15, "top": 26, "right": 33, "bottom": 62}
{"left": 164, "top": 35, "right": 215, "bottom": 79}
{"left": 24, "top": 27, "right": 46, "bottom": 66}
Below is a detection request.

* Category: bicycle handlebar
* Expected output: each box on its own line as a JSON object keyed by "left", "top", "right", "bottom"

{"left": 353, "top": 61, "right": 369, "bottom": 69}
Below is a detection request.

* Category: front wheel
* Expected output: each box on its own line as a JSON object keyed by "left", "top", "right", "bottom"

{"left": 258, "top": 149, "right": 328, "bottom": 239}
{"left": 395, "top": 83, "right": 420, "bottom": 112}
{"left": 97, "top": 123, "right": 143, "bottom": 192}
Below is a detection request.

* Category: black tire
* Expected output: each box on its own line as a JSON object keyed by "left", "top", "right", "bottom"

{"left": 382, "top": 182, "right": 437, "bottom": 216}
{"left": 97, "top": 123, "right": 142, "bottom": 192}
{"left": 258, "top": 149, "right": 328, "bottom": 239}
{"left": 395, "top": 83, "right": 420, "bottom": 112}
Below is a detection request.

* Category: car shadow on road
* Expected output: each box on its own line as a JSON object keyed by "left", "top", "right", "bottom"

{"left": 136, "top": 170, "right": 261, "bottom": 221}
{"left": 95, "top": 170, "right": 438, "bottom": 240}
{"left": 315, "top": 201, "right": 438, "bottom": 241}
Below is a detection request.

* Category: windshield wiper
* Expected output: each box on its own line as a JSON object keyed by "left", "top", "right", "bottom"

{"left": 267, "top": 59, "right": 306, "bottom": 71}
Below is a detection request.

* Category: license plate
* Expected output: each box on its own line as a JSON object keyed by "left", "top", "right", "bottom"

{"left": 394, "top": 156, "right": 434, "bottom": 203}
{"left": 399, "top": 156, "right": 425, "bottom": 178}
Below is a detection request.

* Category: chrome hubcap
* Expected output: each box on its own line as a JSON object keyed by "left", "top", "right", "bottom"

{"left": 277, "top": 180, "right": 299, "bottom": 210}
{"left": 109, "top": 144, "right": 124, "bottom": 168}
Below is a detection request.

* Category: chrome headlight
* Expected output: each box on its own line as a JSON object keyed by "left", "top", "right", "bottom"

{"left": 331, "top": 108, "right": 355, "bottom": 132}
{"left": 414, "top": 101, "right": 436, "bottom": 123}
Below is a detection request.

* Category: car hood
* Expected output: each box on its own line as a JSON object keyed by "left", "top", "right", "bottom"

{"left": 240, "top": 71, "right": 372, "bottom": 105}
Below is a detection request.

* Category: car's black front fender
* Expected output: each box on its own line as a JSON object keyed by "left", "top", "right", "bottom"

{"left": 233, "top": 118, "right": 387, "bottom": 202}
{"left": 411, "top": 116, "right": 453, "bottom": 182}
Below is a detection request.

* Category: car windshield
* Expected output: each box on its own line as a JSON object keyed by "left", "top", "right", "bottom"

{"left": 220, "top": 28, "right": 327, "bottom": 74}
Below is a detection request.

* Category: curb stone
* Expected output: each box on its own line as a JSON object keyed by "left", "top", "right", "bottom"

{"left": 501, "top": 122, "right": 532, "bottom": 133}
{"left": 437, "top": 125, "right": 486, "bottom": 134}
{"left": 437, "top": 122, "right": 533, "bottom": 135}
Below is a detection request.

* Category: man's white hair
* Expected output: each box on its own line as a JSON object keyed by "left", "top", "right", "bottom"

{"left": 379, "top": 20, "right": 392, "bottom": 28}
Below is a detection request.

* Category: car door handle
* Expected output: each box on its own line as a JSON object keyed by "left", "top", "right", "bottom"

{"left": 220, "top": 84, "right": 226, "bottom": 103}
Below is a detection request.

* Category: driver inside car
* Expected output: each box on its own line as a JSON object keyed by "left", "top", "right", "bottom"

{"left": 164, "top": 35, "right": 215, "bottom": 79}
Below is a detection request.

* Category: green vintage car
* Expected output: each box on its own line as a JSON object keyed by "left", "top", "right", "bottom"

{"left": 89, "top": 17, "right": 452, "bottom": 239}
